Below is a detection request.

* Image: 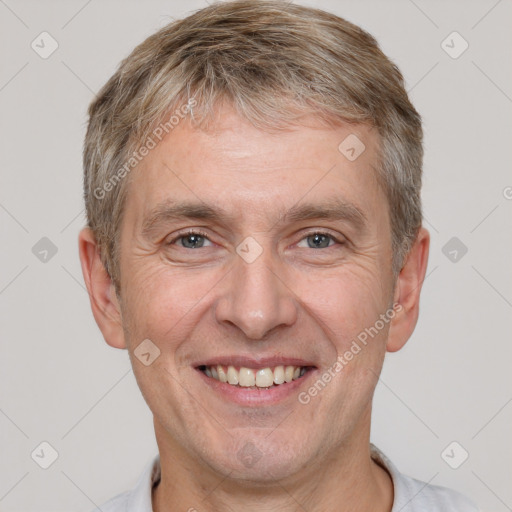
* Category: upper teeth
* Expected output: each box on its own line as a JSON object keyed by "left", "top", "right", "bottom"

{"left": 204, "top": 365, "right": 306, "bottom": 388}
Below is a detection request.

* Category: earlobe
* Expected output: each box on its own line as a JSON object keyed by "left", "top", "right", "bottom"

{"left": 386, "top": 227, "right": 430, "bottom": 353}
{"left": 78, "top": 228, "right": 126, "bottom": 349}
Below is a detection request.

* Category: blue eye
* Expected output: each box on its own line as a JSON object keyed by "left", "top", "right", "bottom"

{"left": 297, "top": 232, "right": 340, "bottom": 249}
{"left": 169, "top": 230, "right": 213, "bottom": 249}
{"left": 167, "top": 230, "right": 342, "bottom": 250}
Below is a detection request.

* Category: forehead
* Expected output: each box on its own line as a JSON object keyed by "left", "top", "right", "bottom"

{"left": 123, "top": 107, "right": 387, "bottom": 231}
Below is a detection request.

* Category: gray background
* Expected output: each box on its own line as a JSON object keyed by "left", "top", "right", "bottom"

{"left": 1, "top": 0, "right": 511, "bottom": 510}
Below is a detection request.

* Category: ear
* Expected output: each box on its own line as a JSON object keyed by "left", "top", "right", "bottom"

{"left": 386, "top": 227, "right": 430, "bottom": 353}
{"left": 78, "top": 227, "right": 126, "bottom": 349}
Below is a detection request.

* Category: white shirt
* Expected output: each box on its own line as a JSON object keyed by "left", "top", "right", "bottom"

{"left": 92, "top": 444, "right": 479, "bottom": 511}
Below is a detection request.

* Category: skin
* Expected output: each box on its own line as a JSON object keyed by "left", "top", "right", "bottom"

{"left": 79, "top": 104, "right": 429, "bottom": 512}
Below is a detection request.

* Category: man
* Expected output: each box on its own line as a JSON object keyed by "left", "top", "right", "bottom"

{"left": 79, "top": 1, "right": 479, "bottom": 510}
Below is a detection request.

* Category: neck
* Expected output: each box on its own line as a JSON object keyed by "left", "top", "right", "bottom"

{"left": 152, "top": 415, "right": 393, "bottom": 512}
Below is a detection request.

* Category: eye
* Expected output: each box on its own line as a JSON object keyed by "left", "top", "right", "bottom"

{"left": 167, "top": 229, "right": 213, "bottom": 249}
{"left": 166, "top": 230, "right": 344, "bottom": 251}
{"left": 297, "top": 231, "right": 342, "bottom": 249}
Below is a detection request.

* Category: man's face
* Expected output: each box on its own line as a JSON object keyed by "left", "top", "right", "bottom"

{"left": 117, "top": 105, "right": 396, "bottom": 480}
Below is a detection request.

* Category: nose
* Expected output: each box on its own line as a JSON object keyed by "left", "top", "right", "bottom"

{"left": 214, "top": 248, "right": 298, "bottom": 340}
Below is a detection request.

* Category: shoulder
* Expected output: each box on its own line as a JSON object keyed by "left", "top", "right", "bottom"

{"left": 90, "top": 491, "right": 130, "bottom": 512}
{"left": 370, "top": 444, "right": 480, "bottom": 512}
{"left": 89, "top": 454, "right": 160, "bottom": 512}
{"left": 395, "top": 471, "right": 480, "bottom": 511}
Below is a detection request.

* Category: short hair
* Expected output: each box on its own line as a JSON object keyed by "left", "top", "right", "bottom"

{"left": 83, "top": 0, "right": 423, "bottom": 288}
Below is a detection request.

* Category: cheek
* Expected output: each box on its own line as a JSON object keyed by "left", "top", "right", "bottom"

{"left": 293, "top": 264, "right": 391, "bottom": 411}
{"left": 295, "top": 265, "right": 388, "bottom": 340}
{"left": 119, "top": 262, "right": 222, "bottom": 360}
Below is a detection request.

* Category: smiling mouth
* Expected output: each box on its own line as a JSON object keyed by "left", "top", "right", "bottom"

{"left": 197, "top": 364, "right": 313, "bottom": 389}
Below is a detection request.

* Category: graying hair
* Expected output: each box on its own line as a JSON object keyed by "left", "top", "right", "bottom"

{"left": 83, "top": 0, "right": 423, "bottom": 287}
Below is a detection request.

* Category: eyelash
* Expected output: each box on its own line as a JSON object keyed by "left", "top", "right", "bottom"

{"left": 167, "top": 229, "right": 211, "bottom": 245}
{"left": 167, "top": 229, "right": 343, "bottom": 248}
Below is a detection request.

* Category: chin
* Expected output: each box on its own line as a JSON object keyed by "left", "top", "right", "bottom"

{"left": 196, "top": 430, "right": 313, "bottom": 484}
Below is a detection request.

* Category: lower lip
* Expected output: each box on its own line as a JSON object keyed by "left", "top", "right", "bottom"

{"left": 196, "top": 368, "right": 317, "bottom": 406}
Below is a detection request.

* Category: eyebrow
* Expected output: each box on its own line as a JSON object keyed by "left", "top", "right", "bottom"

{"left": 283, "top": 198, "right": 367, "bottom": 227}
{"left": 141, "top": 197, "right": 367, "bottom": 238}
